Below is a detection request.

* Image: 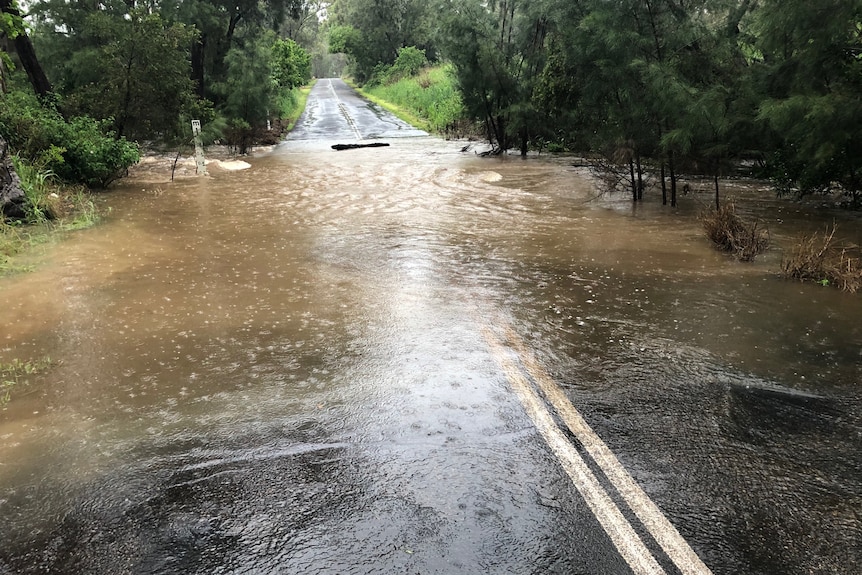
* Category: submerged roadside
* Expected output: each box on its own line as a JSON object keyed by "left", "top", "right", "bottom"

{"left": 1, "top": 81, "right": 318, "bottom": 277}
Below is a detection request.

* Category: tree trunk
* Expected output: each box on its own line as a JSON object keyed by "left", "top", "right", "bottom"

{"left": 0, "top": 0, "right": 53, "bottom": 100}
{"left": 669, "top": 154, "right": 678, "bottom": 208}
{"left": 490, "top": 114, "right": 507, "bottom": 152}
{"left": 629, "top": 159, "right": 637, "bottom": 202}
{"left": 519, "top": 127, "right": 528, "bottom": 157}
{"left": 660, "top": 162, "right": 667, "bottom": 205}
{"left": 636, "top": 155, "right": 644, "bottom": 200}
{"left": 191, "top": 34, "right": 206, "bottom": 98}
{"left": 714, "top": 174, "right": 721, "bottom": 210}
{"left": 0, "top": 135, "right": 26, "bottom": 220}
{"left": 0, "top": 52, "right": 7, "bottom": 94}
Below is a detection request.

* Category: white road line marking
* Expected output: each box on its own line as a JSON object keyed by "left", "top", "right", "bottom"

{"left": 499, "top": 324, "right": 713, "bottom": 575}
{"left": 328, "top": 80, "right": 363, "bottom": 141}
{"left": 482, "top": 326, "right": 667, "bottom": 575}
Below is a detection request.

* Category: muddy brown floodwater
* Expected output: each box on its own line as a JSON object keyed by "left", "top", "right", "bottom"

{"left": 1, "top": 129, "right": 861, "bottom": 574}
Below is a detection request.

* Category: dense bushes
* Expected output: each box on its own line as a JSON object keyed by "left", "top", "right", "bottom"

{"left": 0, "top": 91, "right": 139, "bottom": 188}
{"left": 361, "top": 62, "right": 467, "bottom": 135}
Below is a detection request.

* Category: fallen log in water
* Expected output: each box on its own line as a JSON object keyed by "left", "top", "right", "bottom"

{"left": 331, "top": 143, "right": 390, "bottom": 151}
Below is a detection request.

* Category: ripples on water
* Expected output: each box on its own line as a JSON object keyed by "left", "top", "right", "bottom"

{"left": 0, "top": 137, "right": 860, "bottom": 574}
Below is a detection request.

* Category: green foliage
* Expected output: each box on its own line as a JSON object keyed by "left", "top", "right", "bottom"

{"left": 0, "top": 90, "right": 140, "bottom": 188}
{"left": 274, "top": 88, "right": 298, "bottom": 119}
{"left": 28, "top": 0, "right": 307, "bottom": 148}
{"left": 62, "top": 189, "right": 100, "bottom": 231}
{"left": 10, "top": 156, "right": 61, "bottom": 223}
{"left": 58, "top": 117, "right": 141, "bottom": 188}
{"left": 31, "top": 8, "right": 200, "bottom": 141}
{"left": 214, "top": 30, "right": 278, "bottom": 153}
{"left": 327, "top": 0, "right": 436, "bottom": 83}
{"left": 272, "top": 37, "right": 312, "bottom": 89}
{"left": 387, "top": 46, "right": 427, "bottom": 81}
{"left": 749, "top": 0, "right": 862, "bottom": 203}
{"left": 170, "top": 99, "right": 226, "bottom": 150}
{"left": 0, "top": 1, "right": 23, "bottom": 77}
{"left": 328, "top": 25, "right": 362, "bottom": 56}
{"left": 366, "top": 46, "right": 428, "bottom": 86}
{"left": 362, "top": 64, "right": 466, "bottom": 133}
{"left": 434, "top": 0, "right": 550, "bottom": 153}
{"left": 277, "top": 83, "right": 314, "bottom": 131}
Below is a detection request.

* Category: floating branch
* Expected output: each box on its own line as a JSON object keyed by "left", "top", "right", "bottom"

{"left": 331, "top": 143, "right": 390, "bottom": 151}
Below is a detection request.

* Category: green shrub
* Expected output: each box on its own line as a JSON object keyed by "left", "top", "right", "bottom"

{"left": 56, "top": 117, "right": 140, "bottom": 188}
{"left": 10, "top": 157, "right": 61, "bottom": 223}
{"left": 0, "top": 90, "right": 140, "bottom": 188}
{"left": 369, "top": 46, "right": 428, "bottom": 86}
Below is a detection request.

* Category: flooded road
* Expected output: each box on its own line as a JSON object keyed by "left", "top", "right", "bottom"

{"left": 1, "top": 79, "right": 860, "bottom": 574}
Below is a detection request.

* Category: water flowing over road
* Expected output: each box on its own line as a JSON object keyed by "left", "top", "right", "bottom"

{"left": 1, "top": 79, "right": 860, "bottom": 574}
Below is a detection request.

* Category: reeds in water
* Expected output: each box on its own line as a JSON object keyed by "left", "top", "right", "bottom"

{"left": 701, "top": 202, "right": 769, "bottom": 262}
{"left": 782, "top": 225, "right": 862, "bottom": 292}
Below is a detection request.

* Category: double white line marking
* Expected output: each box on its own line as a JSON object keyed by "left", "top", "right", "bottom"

{"left": 481, "top": 323, "right": 712, "bottom": 575}
{"left": 327, "top": 80, "right": 363, "bottom": 141}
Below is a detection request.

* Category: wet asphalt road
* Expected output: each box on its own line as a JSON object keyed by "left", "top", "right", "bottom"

{"left": 289, "top": 78, "right": 427, "bottom": 141}
{"left": 1, "top": 78, "right": 860, "bottom": 574}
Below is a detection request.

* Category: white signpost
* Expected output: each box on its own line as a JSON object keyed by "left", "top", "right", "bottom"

{"left": 191, "top": 120, "right": 207, "bottom": 176}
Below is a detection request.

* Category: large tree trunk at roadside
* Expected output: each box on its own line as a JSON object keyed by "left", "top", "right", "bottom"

{"left": 0, "top": 0, "right": 53, "bottom": 100}
{"left": 191, "top": 34, "right": 206, "bottom": 98}
{"left": 0, "top": 53, "right": 8, "bottom": 94}
{"left": 669, "top": 154, "right": 678, "bottom": 208}
{"left": 660, "top": 163, "right": 667, "bottom": 205}
{"left": 0, "top": 135, "right": 26, "bottom": 220}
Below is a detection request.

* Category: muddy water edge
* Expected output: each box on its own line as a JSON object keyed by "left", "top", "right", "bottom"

{"left": 1, "top": 137, "right": 860, "bottom": 574}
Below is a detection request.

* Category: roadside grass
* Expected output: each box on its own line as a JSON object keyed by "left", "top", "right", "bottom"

{"left": 279, "top": 80, "right": 317, "bottom": 132}
{"left": 1, "top": 157, "right": 101, "bottom": 276}
{"left": 356, "top": 65, "right": 470, "bottom": 136}
{"left": 0, "top": 357, "right": 53, "bottom": 407}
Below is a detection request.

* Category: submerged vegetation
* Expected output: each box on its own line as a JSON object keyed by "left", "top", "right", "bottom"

{"left": 0, "top": 0, "right": 859, "bottom": 296}
{"left": 0, "top": 357, "right": 53, "bottom": 406}
{"left": 782, "top": 226, "right": 862, "bottom": 293}
{"left": 2, "top": 0, "right": 315, "bottom": 269}
{"left": 1, "top": 157, "right": 99, "bottom": 275}
{"left": 701, "top": 203, "right": 770, "bottom": 262}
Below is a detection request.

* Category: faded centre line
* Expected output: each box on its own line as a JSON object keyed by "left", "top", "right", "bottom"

{"left": 479, "top": 318, "right": 713, "bottom": 575}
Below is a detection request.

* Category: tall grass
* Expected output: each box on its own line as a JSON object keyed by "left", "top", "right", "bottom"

{"left": 277, "top": 81, "right": 316, "bottom": 132}
{"left": 1, "top": 157, "right": 101, "bottom": 276}
{"left": 361, "top": 65, "right": 468, "bottom": 135}
{"left": 700, "top": 202, "right": 769, "bottom": 261}
{"left": 782, "top": 225, "right": 862, "bottom": 292}
{"left": 12, "top": 157, "right": 62, "bottom": 223}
